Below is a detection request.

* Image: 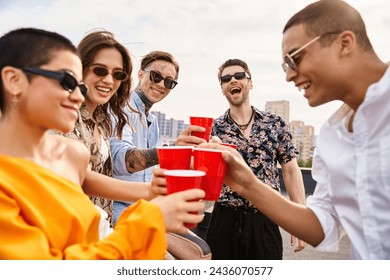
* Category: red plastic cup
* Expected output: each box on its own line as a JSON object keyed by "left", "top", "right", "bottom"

{"left": 189, "top": 116, "right": 214, "bottom": 141}
{"left": 192, "top": 148, "right": 226, "bottom": 201}
{"left": 220, "top": 143, "right": 237, "bottom": 149}
{"left": 164, "top": 169, "right": 206, "bottom": 228}
{"left": 157, "top": 146, "right": 193, "bottom": 169}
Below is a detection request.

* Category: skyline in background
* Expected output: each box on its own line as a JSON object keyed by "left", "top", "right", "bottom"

{"left": 1, "top": 0, "right": 389, "bottom": 133}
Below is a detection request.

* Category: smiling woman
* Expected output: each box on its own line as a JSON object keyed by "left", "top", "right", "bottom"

{"left": 52, "top": 30, "right": 134, "bottom": 223}
{"left": 0, "top": 27, "right": 206, "bottom": 260}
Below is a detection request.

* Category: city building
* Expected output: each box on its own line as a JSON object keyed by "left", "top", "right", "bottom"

{"left": 265, "top": 100, "right": 290, "bottom": 123}
{"left": 151, "top": 111, "right": 188, "bottom": 145}
{"left": 289, "top": 121, "right": 316, "bottom": 164}
{"left": 265, "top": 100, "right": 316, "bottom": 165}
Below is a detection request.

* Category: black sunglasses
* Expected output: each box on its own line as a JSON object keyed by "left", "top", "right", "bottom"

{"left": 90, "top": 65, "right": 128, "bottom": 81}
{"left": 145, "top": 70, "right": 178, "bottom": 89}
{"left": 220, "top": 72, "right": 250, "bottom": 84}
{"left": 22, "top": 67, "right": 88, "bottom": 97}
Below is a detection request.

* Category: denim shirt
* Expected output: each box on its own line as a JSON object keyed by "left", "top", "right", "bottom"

{"left": 110, "top": 92, "right": 161, "bottom": 199}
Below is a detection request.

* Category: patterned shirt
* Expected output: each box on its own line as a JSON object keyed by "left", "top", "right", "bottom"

{"left": 212, "top": 107, "right": 298, "bottom": 208}
{"left": 60, "top": 104, "right": 113, "bottom": 223}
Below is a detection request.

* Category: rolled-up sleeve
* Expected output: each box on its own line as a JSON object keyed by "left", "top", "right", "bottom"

{"left": 306, "top": 148, "right": 343, "bottom": 252}
{"left": 110, "top": 112, "right": 137, "bottom": 176}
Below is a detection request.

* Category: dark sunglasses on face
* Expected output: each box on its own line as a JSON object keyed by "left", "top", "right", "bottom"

{"left": 21, "top": 67, "right": 88, "bottom": 97}
{"left": 90, "top": 65, "right": 128, "bottom": 81}
{"left": 145, "top": 70, "right": 178, "bottom": 89}
{"left": 220, "top": 72, "right": 250, "bottom": 84}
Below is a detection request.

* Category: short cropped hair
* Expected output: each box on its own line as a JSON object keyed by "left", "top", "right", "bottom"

{"left": 0, "top": 28, "right": 76, "bottom": 112}
{"left": 283, "top": 0, "right": 372, "bottom": 51}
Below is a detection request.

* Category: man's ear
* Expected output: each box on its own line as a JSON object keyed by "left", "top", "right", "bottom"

{"left": 138, "top": 69, "right": 144, "bottom": 80}
{"left": 249, "top": 79, "right": 253, "bottom": 89}
{"left": 338, "top": 30, "right": 356, "bottom": 56}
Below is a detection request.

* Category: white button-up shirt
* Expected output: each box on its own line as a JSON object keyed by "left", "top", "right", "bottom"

{"left": 307, "top": 66, "right": 390, "bottom": 259}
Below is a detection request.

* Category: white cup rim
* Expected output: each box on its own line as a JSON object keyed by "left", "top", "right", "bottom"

{"left": 192, "top": 147, "right": 223, "bottom": 153}
{"left": 157, "top": 146, "right": 193, "bottom": 150}
{"left": 189, "top": 116, "right": 214, "bottom": 120}
{"left": 164, "top": 170, "right": 206, "bottom": 177}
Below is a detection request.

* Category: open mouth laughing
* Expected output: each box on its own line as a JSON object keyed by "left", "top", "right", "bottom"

{"left": 230, "top": 87, "right": 241, "bottom": 94}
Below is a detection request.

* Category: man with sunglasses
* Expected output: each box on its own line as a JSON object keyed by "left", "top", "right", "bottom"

{"left": 278, "top": 0, "right": 390, "bottom": 259}
{"left": 206, "top": 58, "right": 306, "bottom": 259}
{"left": 110, "top": 51, "right": 207, "bottom": 224}
{"left": 205, "top": 0, "right": 390, "bottom": 260}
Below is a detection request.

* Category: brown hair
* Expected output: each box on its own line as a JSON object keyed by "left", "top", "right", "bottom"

{"left": 140, "top": 50, "right": 179, "bottom": 80}
{"left": 217, "top": 58, "right": 252, "bottom": 83}
{"left": 77, "top": 30, "right": 133, "bottom": 139}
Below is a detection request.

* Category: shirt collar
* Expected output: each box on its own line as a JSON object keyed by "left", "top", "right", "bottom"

{"left": 79, "top": 103, "right": 106, "bottom": 123}
{"left": 131, "top": 91, "right": 147, "bottom": 112}
{"left": 328, "top": 64, "right": 390, "bottom": 126}
{"left": 131, "top": 91, "right": 155, "bottom": 124}
{"left": 327, "top": 103, "right": 352, "bottom": 125}
{"left": 222, "top": 106, "right": 262, "bottom": 122}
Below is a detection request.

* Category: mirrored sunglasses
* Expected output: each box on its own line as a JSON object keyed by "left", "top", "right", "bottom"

{"left": 220, "top": 72, "right": 250, "bottom": 84}
{"left": 147, "top": 70, "right": 178, "bottom": 89}
{"left": 22, "top": 67, "right": 88, "bottom": 97}
{"left": 90, "top": 65, "right": 128, "bottom": 81}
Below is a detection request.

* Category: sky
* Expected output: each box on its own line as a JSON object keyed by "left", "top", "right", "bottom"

{"left": 1, "top": 0, "right": 389, "bottom": 133}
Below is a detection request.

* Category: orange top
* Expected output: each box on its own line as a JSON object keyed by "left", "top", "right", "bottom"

{"left": 0, "top": 155, "right": 166, "bottom": 260}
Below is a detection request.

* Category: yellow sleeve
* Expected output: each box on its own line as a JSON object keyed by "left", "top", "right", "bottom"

{"left": 0, "top": 188, "right": 166, "bottom": 260}
{"left": 64, "top": 200, "right": 167, "bottom": 260}
{"left": 0, "top": 188, "right": 63, "bottom": 259}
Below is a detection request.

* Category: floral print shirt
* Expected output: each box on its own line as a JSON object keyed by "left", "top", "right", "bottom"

{"left": 212, "top": 107, "right": 298, "bottom": 208}
{"left": 59, "top": 104, "right": 114, "bottom": 224}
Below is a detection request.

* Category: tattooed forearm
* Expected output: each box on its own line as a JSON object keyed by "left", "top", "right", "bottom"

{"left": 125, "top": 148, "right": 159, "bottom": 173}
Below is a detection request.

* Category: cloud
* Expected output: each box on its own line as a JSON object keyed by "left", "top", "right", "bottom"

{"left": 1, "top": 0, "right": 388, "bottom": 133}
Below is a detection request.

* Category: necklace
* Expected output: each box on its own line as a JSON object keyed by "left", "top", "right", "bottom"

{"left": 228, "top": 107, "right": 255, "bottom": 130}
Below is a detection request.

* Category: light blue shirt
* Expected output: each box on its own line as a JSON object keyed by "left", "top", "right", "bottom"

{"left": 110, "top": 92, "right": 161, "bottom": 196}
